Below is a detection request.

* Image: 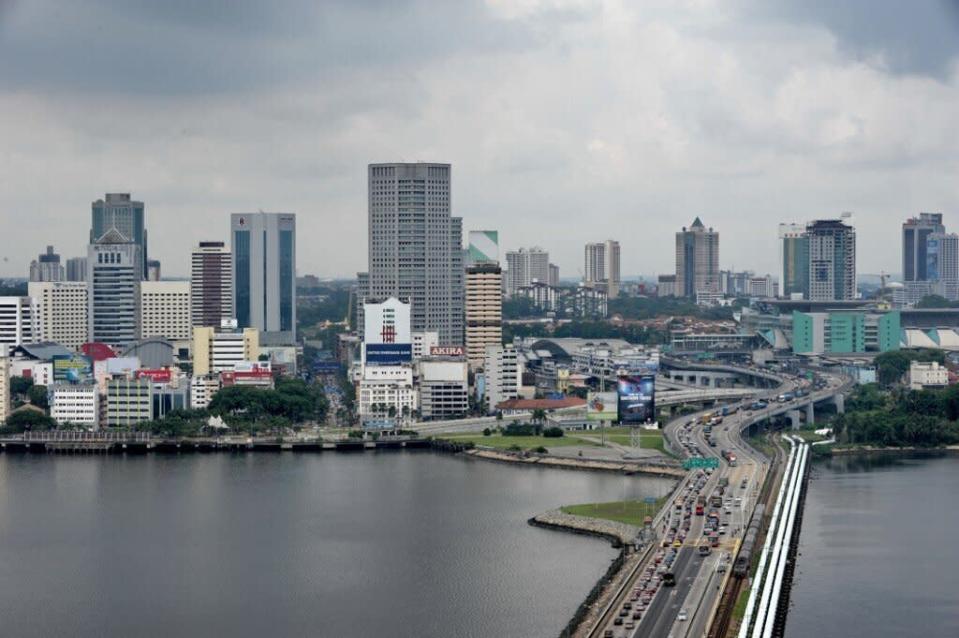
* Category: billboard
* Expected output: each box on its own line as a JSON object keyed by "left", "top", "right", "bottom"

{"left": 430, "top": 345, "right": 465, "bottom": 357}
{"left": 617, "top": 375, "right": 656, "bottom": 424}
{"left": 587, "top": 391, "right": 618, "bottom": 421}
{"left": 364, "top": 343, "right": 413, "bottom": 364}
{"left": 363, "top": 297, "right": 411, "bottom": 345}
{"left": 52, "top": 354, "right": 93, "bottom": 383}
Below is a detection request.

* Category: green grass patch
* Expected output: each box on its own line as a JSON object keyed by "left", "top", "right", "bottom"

{"left": 561, "top": 498, "right": 668, "bottom": 527}
{"left": 794, "top": 428, "right": 829, "bottom": 443}
{"left": 444, "top": 433, "right": 588, "bottom": 450}
{"left": 731, "top": 584, "right": 750, "bottom": 621}
{"left": 746, "top": 434, "right": 776, "bottom": 458}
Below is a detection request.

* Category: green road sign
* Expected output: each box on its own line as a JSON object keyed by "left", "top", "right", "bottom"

{"left": 683, "top": 457, "right": 720, "bottom": 470}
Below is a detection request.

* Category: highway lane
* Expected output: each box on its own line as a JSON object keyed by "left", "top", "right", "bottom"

{"left": 632, "top": 549, "right": 703, "bottom": 638}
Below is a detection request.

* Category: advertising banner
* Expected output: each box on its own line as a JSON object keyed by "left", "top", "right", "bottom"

{"left": 52, "top": 354, "right": 93, "bottom": 383}
{"left": 587, "top": 391, "right": 618, "bottom": 422}
{"left": 617, "top": 374, "right": 656, "bottom": 424}
{"left": 364, "top": 343, "right": 413, "bottom": 364}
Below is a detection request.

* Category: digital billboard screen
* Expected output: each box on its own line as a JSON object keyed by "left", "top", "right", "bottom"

{"left": 364, "top": 343, "right": 413, "bottom": 365}
{"left": 52, "top": 354, "right": 93, "bottom": 383}
{"left": 617, "top": 375, "right": 655, "bottom": 424}
{"left": 587, "top": 391, "right": 618, "bottom": 422}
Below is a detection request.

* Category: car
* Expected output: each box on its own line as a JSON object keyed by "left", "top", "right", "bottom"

{"left": 625, "top": 621, "right": 635, "bottom": 630}
{"left": 604, "top": 630, "right": 614, "bottom": 638}
{"left": 614, "top": 617, "right": 624, "bottom": 626}
{"left": 678, "top": 609, "right": 688, "bottom": 622}
{"left": 633, "top": 611, "right": 642, "bottom": 620}
{"left": 673, "top": 539, "right": 682, "bottom": 548}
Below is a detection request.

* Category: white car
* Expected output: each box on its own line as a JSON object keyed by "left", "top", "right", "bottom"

{"left": 678, "top": 609, "right": 688, "bottom": 622}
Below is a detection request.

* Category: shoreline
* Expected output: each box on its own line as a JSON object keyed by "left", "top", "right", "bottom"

{"left": 825, "top": 444, "right": 959, "bottom": 456}
{"left": 462, "top": 447, "right": 685, "bottom": 478}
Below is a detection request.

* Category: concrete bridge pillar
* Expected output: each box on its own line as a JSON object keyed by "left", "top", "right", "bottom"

{"left": 786, "top": 410, "right": 801, "bottom": 430}
{"left": 805, "top": 402, "right": 815, "bottom": 425}
{"left": 833, "top": 393, "right": 845, "bottom": 414}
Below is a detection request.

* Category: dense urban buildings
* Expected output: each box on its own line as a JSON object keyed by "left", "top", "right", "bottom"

{"left": 231, "top": 212, "right": 297, "bottom": 342}
{"left": 359, "top": 163, "right": 464, "bottom": 346}
{"left": 29, "top": 246, "right": 64, "bottom": 282}
{"left": 584, "top": 240, "right": 621, "bottom": 298}
{"left": 190, "top": 241, "right": 233, "bottom": 328}
{"left": 675, "top": 217, "right": 719, "bottom": 298}
{"left": 807, "top": 218, "right": 856, "bottom": 301}
{"left": 91, "top": 193, "right": 148, "bottom": 277}
{"left": 87, "top": 233, "right": 142, "bottom": 350}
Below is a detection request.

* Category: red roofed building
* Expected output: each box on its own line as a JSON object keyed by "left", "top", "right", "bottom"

{"left": 495, "top": 396, "right": 586, "bottom": 416}
{"left": 81, "top": 342, "right": 116, "bottom": 362}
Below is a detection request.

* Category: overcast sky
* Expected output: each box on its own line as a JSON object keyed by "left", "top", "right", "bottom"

{"left": 2, "top": 0, "right": 959, "bottom": 279}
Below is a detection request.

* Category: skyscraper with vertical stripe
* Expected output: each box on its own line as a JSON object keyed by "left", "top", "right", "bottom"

{"left": 230, "top": 213, "right": 296, "bottom": 342}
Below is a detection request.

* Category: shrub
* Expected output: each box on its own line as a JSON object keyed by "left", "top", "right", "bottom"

{"left": 534, "top": 446, "right": 548, "bottom": 454}
{"left": 543, "top": 427, "right": 564, "bottom": 438}
{"left": 482, "top": 427, "right": 492, "bottom": 436}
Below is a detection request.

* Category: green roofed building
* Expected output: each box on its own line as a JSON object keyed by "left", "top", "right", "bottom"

{"left": 792, "top": 310, "right": 900, "bottom": 355}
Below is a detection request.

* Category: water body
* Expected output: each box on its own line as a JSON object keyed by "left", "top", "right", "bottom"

{"left": 0, "top": 452, "right": 673, "bottom": 638}
{"left": 787, "top": 452, "right": 959, "bottom": 638}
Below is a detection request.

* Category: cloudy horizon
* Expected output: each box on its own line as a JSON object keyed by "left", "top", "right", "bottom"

{"left": 2, "top": 0, "right": 959, "bottom": 280}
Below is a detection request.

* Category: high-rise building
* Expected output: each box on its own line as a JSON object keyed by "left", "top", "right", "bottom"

{"left": 191, "top": 241, "right": 234, "bottom": 328}
{"left": 584, "top": 240, "right": 621, "bottom": 298}
{"left": 465, "top": 263, "right": 503, "bottom": 368}
{"left": 505, "top": 247, "right": 550, "bottom": 295}
{"left": 903, "top": 213, "right": 944, "bottom": 283}
{"left": 66, "top": 257, "right": 88, "bottom": 282}
{"left": 467, "top": 231, "right": 499, "bottom": 266}
{"left": 231, "top": 212, "right": 296, "bottom": 342}
{"left": 927, "top": 232, "right": 959, "bottom": 300}
{"left": 140, "top": 281, "right": 191, "bottom": 341}
{"left": 0, "top": 296, "right": 38, "bottom": 355}
{"left": 192, "top": 326, "right": 260, "bottom": 376}
{"left": 779, "top": 223, "right": 809, "bottom": 299}
{"left": 548, "top": 263, "right": 560, "bottom": 287}
{"left": 91, "top": 193, "right": 147, "bottom": 277}
{"left": 363, "top": 163, "right": 463, "bottom": 345}
{"left": 807, "top": 218, "right": 856, "bottom": 301}
{"left": 483, "top": 344, "right": 519, "bottom": 414}
{"left": 87, "top": 233, "right": 142, "bottom": 350}
{"left": 28, "top": 281, "right": 89, "bottom": 350}
{"left": 29, "top": 245, "right": 65, "bottom": 282}
{"left": 675, "top": 217, "right": 719, "bottom": 297}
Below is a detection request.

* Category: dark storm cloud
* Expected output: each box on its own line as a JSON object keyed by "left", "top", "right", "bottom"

{"left": 755, "top": 0, "right": 959, "bottom": 77}
{"left": 0, "top": 0, "right": 538, "bottom": 95}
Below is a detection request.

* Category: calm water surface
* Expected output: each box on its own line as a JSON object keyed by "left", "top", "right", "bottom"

{"left": 787, "top": 452, "right": 959, "bottom": 638}
{"left": 0, "top": 451, "right": 673, "bottom": 638}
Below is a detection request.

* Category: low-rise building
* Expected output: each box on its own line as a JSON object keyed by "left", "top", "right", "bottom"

{"left": 193, "top": 326, "right": 260, "bottom": 375}
{"left": 49, "top": 384, "right": 99, "bottom": 429}
{"left": 417, "top": 358, "right": 469, "bottom": 420}
{"left": 495, "top": 396, "right": 587, "bottom": 416}
{"left": 909, "top": 361, "right": 949, "bottom": 390}
{"left": 190, "top": 374, "right": 222, "bottom": 410}
{"left": 0, "top": 357, "right": 9, "bottom": 425}
{"left": 358, "top": 364, "right": 417, "bottom": 422}
{"left": 104, "top": 377, "right": 152, "bottom": 428}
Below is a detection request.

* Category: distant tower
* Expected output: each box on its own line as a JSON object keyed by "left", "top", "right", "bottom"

{"left": 91, "top": 193, "right": 147, "bottom": 278}
{"left": 29, "top": 245, "right": 65, "bottom": 282}
{"left": 675, "top": 218, "right": 719, "bottom": 298}
{"left": 807, "top": 218, "right": 856, "bottom": 301}
{"left": 191, "top": 241, "right": 234, "bottom": 328}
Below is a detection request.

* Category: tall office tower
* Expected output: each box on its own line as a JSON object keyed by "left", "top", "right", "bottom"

{"left": 87, "top": 233, "right": 142, "bottom": 350}
{"left": 364, "top": 163, "right": 464, "bottom": 345}
{"left": 91, "top": 193, "right": 148, "bottom": 278}
{"left": 28, "top": 281, "right": 89, "bottom": 350}
{"left": 191, "top": 241, "right": 233, "bottom": 328}
{"left": 584, "top": 240, "right": 621, "bottom": 297}
{"left": 807, "top": 218, "right": 857, "bottom": 301}
{"left": 66, "top": 257, "right": 88, "bottom": 282}
{"left": 0, "top": 296, "right": 38, "bottom": 354}
{"left": 927, "top": 232, "right": 959, "bottom": 300}
{"left": 231, "top": 212, "right": 296, "bottom": 342}
{"left": 505, "top": 247, "right": 550, "bottom": 295}
{"left": 779, "top": 223, "right": 810, "bottom": 299}
{"left": 465, "top": 264, "right": 503, "bottom": 368}
{"left": 903, "top": 213, "right": 944, "bottom": 282}
{"left": 140, "top": 281, "right": 191, "bottom": 341}
{"left": 675, "top": 217, "right": 720, "bottom": 297}
{"left": 29, "top": 245, "right": 65, "bottom": 282}
{"left": 146, "top": 260, "right": 162, "bottom": 281}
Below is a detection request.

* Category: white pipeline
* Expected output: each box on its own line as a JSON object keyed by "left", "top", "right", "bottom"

{"left": 737, "top": 437, "right": 797, "bottom": 638}
{"left": 750, "top": 437, "right": 804, "bottom": 638}
{"left": 760, "top": 442, "right": 809, "bottom": 638}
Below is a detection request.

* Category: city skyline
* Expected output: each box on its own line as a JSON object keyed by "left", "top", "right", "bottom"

{"left": 3, "top": 2, "right": 959, "bottom": 279}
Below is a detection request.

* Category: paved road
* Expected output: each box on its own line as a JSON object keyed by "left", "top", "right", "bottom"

{"left": 633, "top": 549, "right": 703, "bottom": 638}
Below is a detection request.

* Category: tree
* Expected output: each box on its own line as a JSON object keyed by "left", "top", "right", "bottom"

{"left": 532, "top": 408, "right": 547, "bottom": 424}
{"left": 874, "top": 351, "right": 912, "bottom": 387}
{"left": 27, "top": 385, "right": 49, "bottom": 410}
{"left": 9, "top": 376, "right": 33, "bottom": 398}
{"left": 3, "top": 410, "right": 56, "bottom": 432}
